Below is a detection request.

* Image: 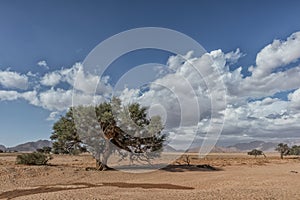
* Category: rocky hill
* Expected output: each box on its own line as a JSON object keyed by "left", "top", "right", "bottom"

{"left": 4, "top": 140, "right": 52, "bottom": 152}
{"left": 227, "top": 141, "right": 278, "bottom": 152}
{"left": 0, "top": 144, "right": 6, "bottom": 152}
{"left": 186, "top": 146, "right": 238, "bottom": 153}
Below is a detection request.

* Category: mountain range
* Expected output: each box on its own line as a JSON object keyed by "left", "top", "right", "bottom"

{"left": 0, "top": 140, "right": 282, "bottom": 153}
{"left": 184, "top": 140, "right": 280, "bottom": 153}
{"left": 0, "top": 140, "right": 52, "bottom": 152}
{"left": 227, "top": 141, "right": 278, "bottom": 152}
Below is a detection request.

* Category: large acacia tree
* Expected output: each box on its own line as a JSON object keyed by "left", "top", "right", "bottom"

{"left": 53, "top": 98, "right": 166, "bottom": 170}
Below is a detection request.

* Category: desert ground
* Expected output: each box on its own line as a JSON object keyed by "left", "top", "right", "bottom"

{"left": 0, "top": 152, "right": 299, "bottom": 200}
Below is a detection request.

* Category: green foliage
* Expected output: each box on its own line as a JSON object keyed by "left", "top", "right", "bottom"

{"left": 247, "top": 149, "right": 265, "bottom": 158}
{"left": 36, "top": 146, "right": 52, "bottom": 154}
{"left": 50, "top": 97, "right": 165, "bottom": 170}
{"left": 50, "top": 108, "right": 85, "bottom": 154}
{"left": 16, "top": 152, "right": 51, "bottom": 165}
{"left": 70, "top": 97, "right": 165, "bottom": 169}
{"left": 289, "top": 145, "right": 300, "bottom": 155}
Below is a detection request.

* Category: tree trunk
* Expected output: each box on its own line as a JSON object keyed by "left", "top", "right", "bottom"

{"left": 280, "top": 153, "right": 283, "bottom": 159}
{"left": 96, "top": 159, "right": 109, "bottom": 171}
{"left": 95, "top": 140, "right": 112, "bottom": 171}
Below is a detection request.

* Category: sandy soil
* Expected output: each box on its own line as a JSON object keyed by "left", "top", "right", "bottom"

{"left": 0, "top": 152, "right": 299, "bottom": 200}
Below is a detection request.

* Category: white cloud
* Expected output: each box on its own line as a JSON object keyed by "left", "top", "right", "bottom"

{"left": 0, "top": 69, "right": 29, "bottom": 90}
{"left": 251, "top": 31, "right": 300, "bottom": 78}
{"left": 225, "top": 48, "right": 245, "bottom": 64}
{"left": 22, "top": 90, "right": 40, "bottom": 106}
{"left": 288, "top": 88, "right": 300, "bottom": 109}
{"left": 39, "top": 88, "right": 73, "bottom": 111}
{"left": 37, "top": 60, "right": 49, "bottom": 69}
{"left": 47, "top": 111, "right": 60, "bottom": 121}
{"left": 38, "top": 88, "right": 107, "bottom": 111}
{"left": 0, "top": 90, "right": 20, "bottom": 101}
{"left": 117, "top": 32, "right": 300, "bottom": 146}
{"left": 0, "top": 90, "right": 39, "bottom": 106}
{"left": 40, "top": 63, "right": 112, "bottom": 95}
{"left": 40, "top": 71, "right": 61, "bottom": 86}
{"left": 2, "top": 31, "right": 300, "bottom": 146}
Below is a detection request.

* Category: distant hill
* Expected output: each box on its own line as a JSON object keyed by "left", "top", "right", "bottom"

{"left": 227, "top": 141, "right": 278, "bottom": 152}
{"left": 0, "top": 144, "right": 6, "bottom": 151}
{"left": 186, "top": 146, "right": 238, "bottom": 153}
{"left": 6, "top": 140, "right": 52, "bottom": 152}
{"left": 183, "top": 141, "right": 280, "bottom": 153}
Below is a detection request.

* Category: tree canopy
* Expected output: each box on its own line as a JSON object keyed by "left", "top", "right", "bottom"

{"left": 275, "top": 143, "right": 290, "bottom": 159}
{"left": 247, "top": 149, "right": 266, "bottom": 158}
{"left": 50, "top": 108, "right": 85, "bottom": 155}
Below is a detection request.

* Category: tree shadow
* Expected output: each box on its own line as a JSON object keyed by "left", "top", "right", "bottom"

{"left": 86, "top": 163, "right": 222, "bottom": 172}
{"left": 0, "top": 182, "right": 194, "bottom": 199}
{"left": 160, "top": 164, "right": 222, "bottom": 172}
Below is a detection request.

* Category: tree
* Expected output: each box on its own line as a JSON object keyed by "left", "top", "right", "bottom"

{"left": 64, "top": 98, "right": 165, "bottom": 170}
{"left": 289, "top": 145, "right": 300, "bottom": 156}
{"left": 275, "top": 143, "right": 290, "bottom": 159}
{"left": 50, "top": 108, "right": 86, "bottom": 155}
{"left": 247, "top": 149, "right": 266, "bottom": 158}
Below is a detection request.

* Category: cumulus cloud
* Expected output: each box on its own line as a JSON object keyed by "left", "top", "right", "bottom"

{"left": 0, "top": 90, "right": 39, "bottom": 106}
{"left": 116, "top": 32, "right": 300, "bottom": 145}
{"left": 38, "top": 88, "right": 72, "bottom": 111}
{"left": 252, "top": 32, "right": 300, "bottom": 78}
{"left": 0, "top": 90, "right": 20, "bottom": 101}
{"left": 40, "top": 71, "right": 61, "bottom": 86}
{"left": 37, "top": 60, "right": 49, "bottom": 69}
{"left": 40, "top": 63, "right": 112, "bottom": 95}
{"left": 0, "top": 69, "right": 29, "bottom": 90}
{"left": 288, "top": 88, "right": 300, "bottom": 109}
{"left": 225, "top": 48, "right": 245, "bottom": 64}
{"left": 2, "top": 31, "right": 300, "bottom": 146}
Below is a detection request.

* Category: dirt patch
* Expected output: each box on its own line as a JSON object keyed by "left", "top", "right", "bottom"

{"left": 0, "top": 182, "right": 194, "bottom": 199}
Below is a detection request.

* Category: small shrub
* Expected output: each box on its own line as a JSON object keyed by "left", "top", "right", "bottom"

{"left": 0, "top": 149, "right": 3, "bottom": 153}
{"left": 16, "top": 152, "right": 51, "bottom": 165}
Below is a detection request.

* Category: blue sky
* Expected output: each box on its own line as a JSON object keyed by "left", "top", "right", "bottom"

{"left": 1, "top": 0, "right": 300, "bottom": 147}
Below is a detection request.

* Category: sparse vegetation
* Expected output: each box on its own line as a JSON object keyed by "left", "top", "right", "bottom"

{"left": 247, "top": 149, "right": 266, "bottom": 158}
{"left": 16, "top": 152, "right": 52, "bottom": 165}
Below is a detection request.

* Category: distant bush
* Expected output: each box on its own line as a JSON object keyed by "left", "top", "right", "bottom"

{"left": 289, "top": 145, "right": 300, "bottom": 156}
{"left": 16, "top": 152, "right": 52, "bottom": 165}
{"left": 0, "top": 149, "right": 3, "bottom": 153}
{"left": 247, "top": 149, "right": 266, "bottom": 158}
